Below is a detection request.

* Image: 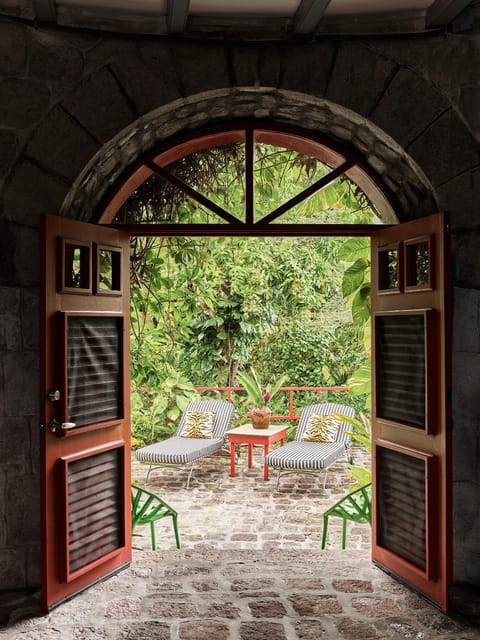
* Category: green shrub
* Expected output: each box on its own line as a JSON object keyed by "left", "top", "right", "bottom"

{"left": 130, "top": 366, "right": 200, "bottom": 445}
{"left": 250, "top": 320, "right": 366, "bottom": 389}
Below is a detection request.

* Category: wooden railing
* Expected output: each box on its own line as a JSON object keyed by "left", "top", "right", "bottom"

{"left": 194, "top": 385, "right": 348, "bottom": 421}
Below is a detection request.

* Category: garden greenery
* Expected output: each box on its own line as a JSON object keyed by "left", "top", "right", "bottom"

{"left": 123, "top": 143, "right": 377, "bottom": 445}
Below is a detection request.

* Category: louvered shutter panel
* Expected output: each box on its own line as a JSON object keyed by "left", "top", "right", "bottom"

{"left": 67, "top": 316, "right": 123, "bottom": 427}
{"left": 377, "top": 447, "right": 427, "bottom": 571}
{"left": 376, "top": 314, "right": 426, "bottom": 429}
{"left": 64, "top": 447, "right": 124, "bottom": 578}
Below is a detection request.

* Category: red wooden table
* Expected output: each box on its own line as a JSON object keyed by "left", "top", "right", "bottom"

{"left": 227, "top": 424, "right": 287, "bottom": 481}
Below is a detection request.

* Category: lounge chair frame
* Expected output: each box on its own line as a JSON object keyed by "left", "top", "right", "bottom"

{"left": 135, "top": 399, "right": 236, "bottom": 488}
{"left": 265, "top": 402, "right": 355, "bottom": 490}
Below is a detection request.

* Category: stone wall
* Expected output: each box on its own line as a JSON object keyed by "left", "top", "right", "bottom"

{"left": 0, "top": 17, "right": 479, "bottom": 603}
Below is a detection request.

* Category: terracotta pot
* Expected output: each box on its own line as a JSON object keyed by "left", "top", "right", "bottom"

{"left": 248, "top": 406, "right": 272, "bottom": 429}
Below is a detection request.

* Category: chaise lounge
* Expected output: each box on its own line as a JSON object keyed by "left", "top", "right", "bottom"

{"left": 135, "top": 399, "right": 236, "bottom": 488}
{"left": 265, "top": 402, "right": 355, "bottom": 490}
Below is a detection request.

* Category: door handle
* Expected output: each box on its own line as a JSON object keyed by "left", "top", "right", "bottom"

{"left": 61, "top": 422, "right": 76, "bottom": 430}
{"left": 48, "top": 419, "right": 76, "bottom": 433}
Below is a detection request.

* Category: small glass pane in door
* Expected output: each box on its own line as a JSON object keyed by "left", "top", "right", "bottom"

{"left": 96, "top": 245, "right": 122, "bottom": 294}
{"left": 62, "top": 241, "right": 91, "bottom": 292}
{"left": 405, "top": 238, "right": 432, "bottom": 290}
{"left": 378, "top": 246, "right": 400, "bottom": 293}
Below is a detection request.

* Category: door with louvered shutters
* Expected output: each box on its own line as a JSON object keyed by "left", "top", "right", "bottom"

{"left": 371, "top": 212, "right": 451, "bottom": 611}
{"left": 40, "top": 214, "right": 131, "bottom": 611}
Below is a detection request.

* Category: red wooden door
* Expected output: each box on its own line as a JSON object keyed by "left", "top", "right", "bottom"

{"left": 371, "top": 212, "right": 451, "bottom": 611}
{"left": 40, "top": 214, "right": 131, "bottom": 610}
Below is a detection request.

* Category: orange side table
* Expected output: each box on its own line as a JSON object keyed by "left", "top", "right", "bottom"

{"left": 227, "top": 424, "right": 287, "bottom": 481}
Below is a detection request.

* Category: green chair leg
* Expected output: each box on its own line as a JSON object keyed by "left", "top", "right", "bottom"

{"left": 341, "top": 517, "right": 347, "bottom": 549}
{"left": 172, "top": 514, "right": 181, "bottom": 549}
{"left": 131, "top": 484, "right": 181, "bottom": 550}
{"left": 321, "top": 515, "right": 329, "bottom": 549}
{"left": 150, "top": 521, "right": 157, "bottom": 551}
{"left": 320, "top": 483, "right": 372, "bottom": 549}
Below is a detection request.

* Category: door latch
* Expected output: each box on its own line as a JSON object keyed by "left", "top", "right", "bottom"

{"left": 48, "top": 388, "right": 61, "bottom": 402}
{"left": 48, "top": 419, "right": 76, "bottom": 433}
{"left": 48, "top": 418, "right": 61, "bottom": 433}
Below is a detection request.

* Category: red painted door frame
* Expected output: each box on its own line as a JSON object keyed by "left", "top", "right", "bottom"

{"left": 371, "top": 213, "right": 451, "bottom": 610}
{"left": 40, "top": 214, "right": 131, "bottom": 611}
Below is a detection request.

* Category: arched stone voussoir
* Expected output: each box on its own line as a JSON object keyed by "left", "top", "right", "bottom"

{"left": 60, "top": 66, "right": 137, "bottom": 145}
{"left": 60, "top": 87, "right": 437, "bottom": 224}
{"left": 326, "top": 41, "right": 398, "bottom": 119}
{"left": 370, "top": 65, "right": 450, "bottom": 149}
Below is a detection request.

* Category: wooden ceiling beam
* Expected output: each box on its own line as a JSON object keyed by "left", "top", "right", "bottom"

{"left": 32, "top": 0, "right": 57, "bottom": 22}
{"left": 109, "top": 223, "right": 388, "bottom": 237}
{"left": 293, "top": 0, "right": 333, "bottom": 34}
{"left": 426, "top": 0, "right": 472, "bottom": 27}
{"left": 167, "top": 0, "right": 190, "bottom": 34}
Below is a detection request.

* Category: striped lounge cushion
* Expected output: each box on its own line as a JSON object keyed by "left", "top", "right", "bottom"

{"left": 265, "top": 440, "right": 346, "bottom": 470}
{"left": 135, "top": 399, "right": 236, "bottom": 466}
{"left": 136, "top": 436, "right": 225, "bottom": 465}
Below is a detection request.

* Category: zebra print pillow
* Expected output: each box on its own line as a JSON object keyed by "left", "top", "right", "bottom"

{"left": 301, "top": 414, "right": 338, "bottom": 442}
{"left": 180, "top": 411, "right": 216, "bottom": 438}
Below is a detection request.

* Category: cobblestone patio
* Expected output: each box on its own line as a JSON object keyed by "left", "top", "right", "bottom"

{"left": 1, "top": 447, "right": 479, "bottom": 639}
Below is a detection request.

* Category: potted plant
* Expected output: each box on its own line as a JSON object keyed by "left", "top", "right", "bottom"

{"left": 237, "top": 367, "right": 287, "bottom": 429}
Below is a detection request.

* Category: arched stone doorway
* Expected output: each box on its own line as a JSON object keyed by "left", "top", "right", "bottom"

{"left": 46, "top": 105, "right": 450, "bottom": 609}
{"left": 58, "top": 89, "right": 438, "bottom": 226}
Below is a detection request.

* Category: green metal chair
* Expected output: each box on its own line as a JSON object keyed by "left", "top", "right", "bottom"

{"left": 131, "top": 484, "right": 181, "bottom": 550}
{"left": 321, "top": 482, "right": 372, "bottom": 549}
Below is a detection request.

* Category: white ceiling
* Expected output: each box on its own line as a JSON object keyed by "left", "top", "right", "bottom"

{"left": 0, "top": 0, "right": 475, "bottom": 36}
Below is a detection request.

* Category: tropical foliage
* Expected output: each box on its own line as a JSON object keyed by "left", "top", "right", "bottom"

{"left": 338, "top": 236, "right": 372, "bottom": 409}
{"left": 340, "top": 412, "right": 372, "bottom": 488}
{"left": 123, "top": 143, "right": 378, "bottom": 443}
{"left": 236, "top": 367, "right": 287, "bottom": 408}
{"left": 336, "top": 237, "right": 373, "bottom": 486}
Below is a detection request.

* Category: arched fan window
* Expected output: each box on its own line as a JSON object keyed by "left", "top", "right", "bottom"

{"left": 101, "top": 123, "right": 397, "bottom": 229}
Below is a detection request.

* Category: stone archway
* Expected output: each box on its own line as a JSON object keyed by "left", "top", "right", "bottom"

{"left": 59, "top": 88, "right": 438, "bottom": 224}
{"left": 61, "top": 98, "right": 459, "bottom": 606}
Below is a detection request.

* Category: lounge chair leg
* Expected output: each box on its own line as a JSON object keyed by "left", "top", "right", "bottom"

{"left": 145, "top": 464, "right": 154, "bottom": 485}
{"left": 185, "top": 464, "right": 195, "bottom": 489}
{"left": 321, "top": 470, "right": 328, "bottom": 494}
{"left": 276, "top": 469, "right": 282, "bottom": 490}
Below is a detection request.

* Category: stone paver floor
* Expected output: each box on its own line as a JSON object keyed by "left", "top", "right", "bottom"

{"left": 1, "top": 446, "right": 479, "bottom": 639}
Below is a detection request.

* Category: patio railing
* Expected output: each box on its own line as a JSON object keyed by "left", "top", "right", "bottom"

{"left": 194, "top": 385, "right": 348, "bottom": 422}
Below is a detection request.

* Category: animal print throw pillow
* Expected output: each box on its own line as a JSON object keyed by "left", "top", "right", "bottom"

{"left": 301, "top": 414, "right": 338, "bottom": 442}
{"left": 180, "top": 411, "right": 216, "bottom": 438}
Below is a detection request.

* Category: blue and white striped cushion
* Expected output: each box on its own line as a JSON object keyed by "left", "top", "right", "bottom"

{"left": 136, "top": 436, "right": 225, "bottom": 465}
{"left": 136, "top": 399, "right": 236, "bottom": 465}
{"left": 265, "top": 402, "right": 355, "bottom": 471}
{"left": 265, "top": 440, "right": 346, "bottom": 470}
